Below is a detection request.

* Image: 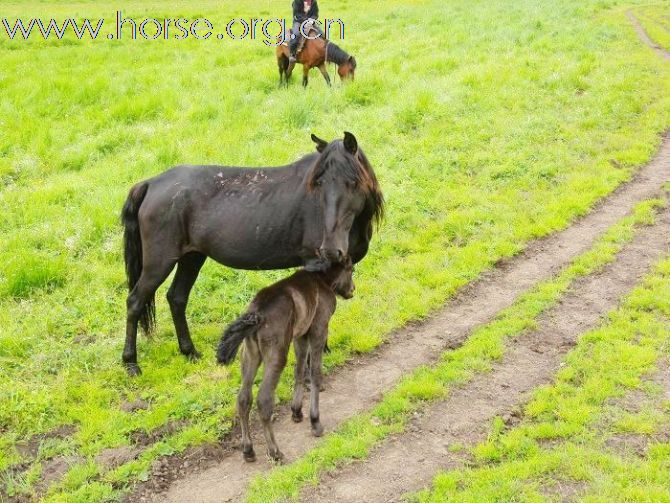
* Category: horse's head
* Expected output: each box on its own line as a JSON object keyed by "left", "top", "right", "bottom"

{"left": 322, "top": 257, "right": 355, "bottom": 299}
{"left": 307, "top": 132, "right": 383, "bottom": 264}
{"left": 337, "top": 56, "right": 357, "bottom": 81}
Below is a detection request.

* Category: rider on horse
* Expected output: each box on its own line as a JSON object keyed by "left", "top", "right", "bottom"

{"left": 289, "top": 0, "right": 320, "bottom": 63}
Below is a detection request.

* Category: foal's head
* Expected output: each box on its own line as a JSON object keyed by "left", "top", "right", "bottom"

{"left": 322, "top": 258, "right": 355, "bottom": 299}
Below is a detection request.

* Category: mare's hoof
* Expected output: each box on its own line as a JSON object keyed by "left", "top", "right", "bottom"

{"left": 243, "top": 447, "right": 256, "bottom": 463}
{"left": 125, "top": 363, "right": 142, "bottom": 377}
{"left": 186, "top": 350, "right": 202, "bottom": 362}
{"left": 291, "top": 409, "right": 304, "bottom": 423}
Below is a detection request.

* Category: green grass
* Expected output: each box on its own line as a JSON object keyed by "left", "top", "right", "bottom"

{"left": 634, "top": 3, "right": 670, "bottom": 51}
{"left": 414, "top": 256, "right": 670, "bottom": 503}
{"left": 1, "top": 0, "right": 670, "bottom": 500}
{"left": 244, "top": 198, "right": 665, "bottom": 502}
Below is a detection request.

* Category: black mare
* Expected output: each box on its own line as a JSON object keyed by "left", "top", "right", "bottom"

{"left": 120, "top": 132, "right": 383, "bottom": 376}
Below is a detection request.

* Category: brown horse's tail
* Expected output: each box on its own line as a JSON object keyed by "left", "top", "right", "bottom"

{"left": 121, "top": 182, "right": 154, "bottom": 334}
{"left": 217, "top": 312, "right": 262, "bottom": 365}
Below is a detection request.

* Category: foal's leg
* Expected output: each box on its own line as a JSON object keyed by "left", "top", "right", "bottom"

{"left": 257, "top": 344, "right": 289, "bottom": 463}
{"left": 238, "top": 340, "right": 261, "bottom": 462}
{"left": 291, "top": 336, "right": 309, "bottom": 423}
{"left": 308, "top": 327, "right": 327, "bottom": 437}
{"left": 123, "top": 257, "right": 177, "bottom": 376}
{"left": 317, "top": 64, "right": 331, "bottom": 87}
{"left": 166, "top": 252, "right": 206, "bottom": 361}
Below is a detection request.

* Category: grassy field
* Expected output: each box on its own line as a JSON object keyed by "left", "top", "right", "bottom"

{"left": 415, "top": 256, "right": 670, "bottom": 502}
{"left": 1, "top": 0, "right": 670, "bottom": 501}
{"left": 634, "top": 4, "right": 670, "bottom": 50}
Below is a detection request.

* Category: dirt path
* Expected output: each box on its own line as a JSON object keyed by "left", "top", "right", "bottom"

{"left": 303, "top": 203, "right": 670, "bottom": 503}
{"left": 627, "top": 11, "right": 670, "bottom": 61}
{"left": 126, "top": 135, "right": 670, "bottom": 503}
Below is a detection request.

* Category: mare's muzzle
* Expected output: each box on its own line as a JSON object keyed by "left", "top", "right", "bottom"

{"left": 318, "top": 247, "right": 345, "bottom": 263}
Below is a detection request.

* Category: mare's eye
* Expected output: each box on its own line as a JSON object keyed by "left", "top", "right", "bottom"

{"left": 315, "top": 179, "right": 323, "bottom": 187}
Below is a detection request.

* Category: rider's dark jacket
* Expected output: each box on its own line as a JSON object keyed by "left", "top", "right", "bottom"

{"left": 292, "top": 0, "right": 319, "bottom": 23}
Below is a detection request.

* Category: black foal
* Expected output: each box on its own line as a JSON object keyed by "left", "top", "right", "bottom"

{"left": 217, "top": 261, "right": 354, "bottom": 463}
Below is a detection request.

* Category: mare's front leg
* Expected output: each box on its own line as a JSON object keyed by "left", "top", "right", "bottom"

{"left": 238, "top": 339, "right": 261, "bottom": 462}
{"left": 257, "top": 342, "right": 290, "bottom": 463}
{"left": 291, "top": 336, "right": 309, "bottom": 422}
{"left": 166, "top": 252, "right": 206, "bottom": 361}
{"left": 308, "top": 326, "right": 327, "bottom": 437}
{"left": 317, "top": 64, "right": 331, "bottom": 86}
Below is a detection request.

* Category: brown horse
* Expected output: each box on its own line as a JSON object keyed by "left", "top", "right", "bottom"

{"left": 217, "top": 260, "right": 355, "bottom": 463}
{"left": 276, "top": 30, "right": 357, "bottom": 87}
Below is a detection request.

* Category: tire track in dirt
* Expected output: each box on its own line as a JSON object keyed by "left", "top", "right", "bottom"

{"left": 627, "top": 11, "right": 670, "bottom": 61}
{"left": 302, "top": 201, "right": 670, "bottom": 503}
{"left": 129, "top": 137, "right": 670, "bottom": 503}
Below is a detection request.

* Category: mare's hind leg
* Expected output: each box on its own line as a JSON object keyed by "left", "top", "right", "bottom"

{"left": 257, "top": 343, "right": 290, "bottom": 463}
{"left": 239, "top": 339, "right": 262, "bottom": 462}
{"left": 291, "top": 336, "right": 309, "bottom": 422}
{"left": 123, "top": 257, "right": 177, "bottom": 376}
{"left": 317, "top": 64, "right": 331, "bottom": 86}
{"left": 166, "top": 252, "right": 206, "bottom": 361}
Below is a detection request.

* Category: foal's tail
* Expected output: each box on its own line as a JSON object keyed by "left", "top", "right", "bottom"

{"left": 217, "top": 312, "right": 262, "bottom": 365}
{"left": 121, "top": 182, "right": 153, "bottom": 334}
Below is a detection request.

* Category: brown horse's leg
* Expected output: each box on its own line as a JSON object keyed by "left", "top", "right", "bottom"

{"left": 166, "top": 252, "right": 206, "bottom": 361}
{"left": 257, "top": 342, "right": 289, "bottom": 463}
{"left": 277, "top": 54, "right": 288, "bottom": 86}
{"left": 317, "top": 64, "right": 331, "bottom": 87}
{"left": 287, "top": 59, "right": 297, "bottom": 79}
{"left": 308, "top": 326, "right": 327, "bottom": 437}
{"left": 302, "top": 65, "right": 310, "bottom": 88}
{"left": 123, "top": 257, "right": 177, "bottom": 376}
{"left": 291, "top": 336, "right": 309, "bottom": 422}
{"left": 238, "top": 339, "right": 261, "bottom": 462}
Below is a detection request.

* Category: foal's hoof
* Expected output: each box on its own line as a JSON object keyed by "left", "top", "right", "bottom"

{"left": 291, "top": 408, "right": 304, "bottom": 423}
{"left": 243, "top": 447, "right": 256, "bottom": 463}
{"left": 124, "top": 363, "right": 142, "bottom": 377}
{"left": 269, "top": 450, "right": 285, "bottom": 464}
{"left": 311, "top": 421, "right": 324, "bottom": 437}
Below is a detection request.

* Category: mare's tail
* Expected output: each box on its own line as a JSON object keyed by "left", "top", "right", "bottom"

{"left": 121, "top": 182, "right": 154, "bottom": 334}
{"left": 217, "top": 313, "right": 262, "bottom": 365}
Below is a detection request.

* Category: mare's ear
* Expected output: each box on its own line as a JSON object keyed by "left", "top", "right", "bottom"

{"left": 349, "top": 56, "right": 357, "bottom": 68}
{"left": 343, "top": 131, "right": 358, "bottom": 155}
{"left": 311, "top": 134, "right": 329, "bottom": 153}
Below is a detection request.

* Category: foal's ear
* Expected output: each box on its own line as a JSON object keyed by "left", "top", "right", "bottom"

{"left": 349, "top": 56, "right": 357, "bottom": 69}
{"left": 311, "top": 134, "right": 329, "bottom": 153}
{"left": 343, "top": 131, "right": 358, "bottom": 155}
